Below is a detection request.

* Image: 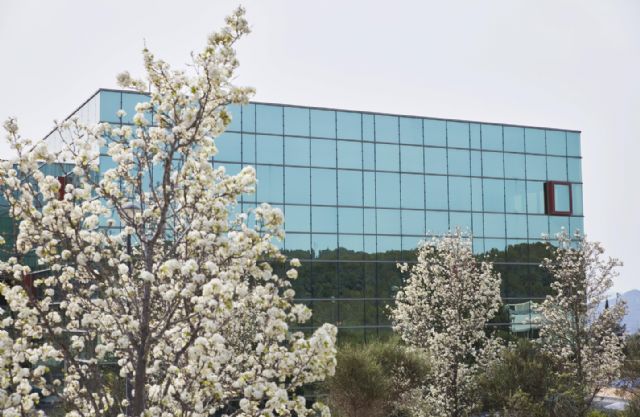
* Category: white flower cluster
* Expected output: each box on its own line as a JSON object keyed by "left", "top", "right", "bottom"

{"left": 0, "top": 6, "right": 336, "bottom": 417}
{"left": 391, "top": 231, "right": 502, "bottom": 417}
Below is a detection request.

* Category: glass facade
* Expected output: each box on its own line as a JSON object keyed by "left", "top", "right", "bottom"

{"left": 33, "top": 89, "right": 583, "bottom": 339}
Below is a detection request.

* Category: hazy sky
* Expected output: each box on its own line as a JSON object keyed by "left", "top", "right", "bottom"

{"left": 0, "top": 1, "right": 638, "bottom": 293}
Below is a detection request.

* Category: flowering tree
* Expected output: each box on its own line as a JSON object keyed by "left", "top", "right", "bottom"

{"left": 390, "top": 231, "right": 502, "bottom": 417}
{"left": 0, "top": 7, "right": 336, "bottom": 417}
{"left": 537, "top": 231, "right": 626, "bottom": 415}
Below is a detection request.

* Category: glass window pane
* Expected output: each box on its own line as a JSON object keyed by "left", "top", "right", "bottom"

{"left": 339, "top": 236, "right": 364, "bottom": 257}
{"left": 338, "top": 170, "right": 363, "bottom": 206}
{"left": 285, "top": 136, "right": 310, "bottom": 166}
{"left": 121, "top": 92, "right": 150, "bottom": 125}
{"left": 547, "top": 156, "right": 567, "bottom": 181}
{"left": 525, "top": 128, "right": 545, "bottom": 154}
{"left": 483, "top": 179, "right": 504, "bottom": 212}
{"left": 339, "top": 207, "right": 363, "bottom": 234}
{"left": 449, "top": 177, "right": 471, "bottom": 211}
{"left": 448, "top": 149, "right": 470, "bottom": 176}
{"left": 376, "top": 143, "right": 399, "bottom": 171}
{"left": 472, "top": 213, "right": 484, "bottom": 236}
{"left": 484, "top": 213, "right": 505, "bottom": 237}
{"left": 99, "top": 90, "right": 121, "bottom": 123}
{"left": 312, "top": 235, "right": 338, "bottom": 257}
{"left": 471, "top": 178, "right": 483, "bottom": 211}
{"left": 570, "top": 216, "right": 584, "bottom": 235}
{"left": 506, "top": 214, "right": 527, "bottom": 238}
{"left": 375, "top": 115, "right": 399, "bottom": 142}
{"left": 311, "top": 139, "right": 336, "bottom": 168}
{"left": 504, "top": 126, "right": 524, "bottom": 152}
{"left": 256, "top": 104, "right": 283, "bottom": 135}
{"left": 483, "top": 152, "right": 504, "bottom": 177}
{"left": 285, "top": 205, "right": 311, "bottom": 232}
{"left": 284, "top": 106, "right": 310, "bottom": 136}
{"left": 554, "top": 184, "right": 571, "bottom": 212}
{"left": 400, "top": 145, "right": 424, "bottom": 173}
{"left": 550, "top": 216, "right": 569, "bottom": 236}
{"left": 284, "top": 233, "right": 310, "bottom": 256}
{"left": 285, "top": 167, "right": 310, "bottom": 204}
{"left": 568, "top": 158, "right": 582, "bottom": 182}
{"left": 528, "top": 215, "right": 549, "bottom": 239}
{"left": 311, "top": 168, "right": 336, "bottom": 205}
{"left": 242, "top": 133, "right": 256, "bottom": 164}
{"left": 241, "top": 104, "right": 255, "bottom": 132}
{"left": 337, "top": 141, "right": 362, "bottom": 169}
{"left": 567, "top": 132, "right": 581, "bottom": 157}
{"left": 481, "top": 124, "right": 502, "bottom": 150}
{"left": 505, "top": 180, "right": 527, "bottom": 213}
{"left": 363, "top": 142, "right": 375, "bottom": 170}
{"left": 425, "top": 175, "right": 448, "bottom": 210}
{"left": 215, "top": 132, "right": 241, "bottom": 162}
{"left": 363, "top": 114, "right": 374, "bottom": 142}
{"left": 400, "top": 117, "right": 422, "bottom": 145}
{"left": 471, "top": 151, "right": 482, "bottom": 176}
{"left": 527, "top": 181, "right": 545, "bottom": 214}
{"left": 426, "top": 211, "right": 449, "bottom": 235}
{"left": 526, "top": 155, "right": 547, "bottom": 180}
{"left": 311, "top": 109, "right": 336, "bottom": 138}
{"left": 402, "top": 209, "right": 425, "bottom": 236}
{"left": 401, "top": 174, "right": 424, "bottom": 209}
{"left": 571, "top": 184, "right": 583, "bottom": 215}
{"left": 504, "top": 153, "right": 525, "bottom": 179}
{"left": 312, "top": 207, "right": 337, "bottom": 233}
{"left": 364, "top": 208, "right": 376, "bottom": 234}
{"left": 337, "top": 111, "right": 361, "bottom": 140}
{"left": 256, "top": 165, "right": 283, "bottom": 203}
{"left": 470, "top": 123, "right": 481, "bottom": 148}
{"left": 377, "top": 209, "right": 401, "bottom": 234}
{"left": 450, "top": 212, "right": 472, "bottom": 232}
{"left": 425, "top": 147, "right": 447, "bottom": 174}
{"left": 377, "top": 235, "right": 401, "bottom": 254}
{"left": 424, "top": 119, "right": 446, "bottom": 146}
{"left": 363, "top": 172, "right": 375, "bottom": 206}
{"left": 256, "top": 135, "right": 283, "bottom": 164}
{"left": 447, "top": 121, "right": 469, "bottom": 148}
{"left": 376, "top": 172, "right": 400, "bottom": 207}
{"left": 546, "top": 130, "right": 566, "bottom": 155}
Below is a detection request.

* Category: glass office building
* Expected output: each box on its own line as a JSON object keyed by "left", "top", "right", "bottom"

{"left": 36, "top": 88, "right": 583, "bottom": 339}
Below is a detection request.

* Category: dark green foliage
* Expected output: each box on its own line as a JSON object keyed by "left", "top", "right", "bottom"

{"left": 324, "top": 338, "right": 430, "bottom": 417}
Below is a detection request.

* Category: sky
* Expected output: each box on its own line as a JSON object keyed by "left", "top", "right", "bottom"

{"left": 0, "top": 0, "right": 638, "bottom": 293}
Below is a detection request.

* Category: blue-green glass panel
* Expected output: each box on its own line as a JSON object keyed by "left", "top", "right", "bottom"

{"left": 470, "top": 123, "right": 481, "bottom": 148}
{"left": 567, "top": 132, "right": 581, "bottom": 157}
{"left": 285, "top": 137, "right": 310, "bottom": 166}
{"left": 311, "top": 168, "right": 336, "bottom": 205}
{"left": 426, "top": 211, "right": 449, "bottom": 235}
{"left": 401, "top": 174, "right": 424, "bottom": 209}
{"left": 337, "top": 141, "right": 362, "bottom": 169}
{"left": 312, "top": 207, "right": 337, "bottom": 233}
{"left": 402, "top": 210, "right": 425, "bottom": 236}
{"left": 504, "top": 153, "right": 526, "bottom": 179}
{"left": 99, "top": 90, "right": 121, "bottom": 123}
{"left": 425, "top": 175, "right": 448, "bottom": 210}
{"left": 484, "top": 213, "right": 505, "bottom": 237}
{"left": 215, "top": 132, "right": 241, "bottom": 162}
{"left": 425, "top": 147, "right": 447, "bottom": 174}
{"left": 546, "top": 130, "right": 566, "bottom": 156}
{"left": 482, "top": 152, "right": 504, "bottom": 177}
{"left": 339, "top": 207, "right": 363, "bottom": 234}
{"left": 242, "top": 104, "right": 256, "bottom": 132}
{"left": 256, "top": 135, "right": 283, "bottom": 165}
{"left": 226, "top": 104, "right": 242, "bottom": 131}
{"left": 121, "top": 92, "right": 150, "bottom": 125}
{"left": 485, "top": 239, "right": 506, "bottom": 253}
{"left": 375, "top": 115, "right": 399, "bottom": 142}
{"left": 506, "top": 214, "right": 527, "bottom": 238}
{"left": 256, "top": 165, "right": 283, "bottom": 203}
{"left": 504, "top": 126, "right": 525, "bottom": 152}
{"left": 472, "top": 213, "right": 484, "bottom": 236}
{"left": 338, "top": 170, "right": 363, "bottom": 206}
{"left": 285, "top": 233, "right": 310, "bottom": 254}
{"left": 377, "top": 235, "right": 401, "bottom": 253}
{"left": 527, "top": 181, "right": 545, "bottom": 214}
{"left": 528, "top": 215, "right": 549, "bottom": 239}
{"left": 284, "top": 107, "right": 310, "bottom": 136}
{"left": 339, "top": 235, "right": 363, "bottom": 254}
{"left": 337, "top": 112, "right": 361, "bottom": 140}
{"left": 570, "top": 217, "right": 584, "bottom": 235}
{"left": 376, "top": 172, "right": 400, "bottom": 207}
{"left": 399, "top": 117, "right": 422, "bottom": 145}
{"left": 449, "top": 177, "right": 471, "bottom": 211}
{"left": 447, "top": 121, "right": 469, "bottom": 148}
{"left": 376, "top": 143, "right": 399, "bottom": 171}
{"left": 568, "top": 158, "right": 582, "bottom": 182}
{"left": 363, "top": 143, "right": 375, "bottom": 170}
{"left": 223, "top": 163, "right": 242, "bottom": 176}
{"left": 285, "top": 167, "right": 310, "bottom": 204}
{"left": 450, "top": 212, "right": 472, "bottom": 232}
{"left": 424, "top": 119, "right": 446, "bottom": 146}
{"left": 311, "top": 109, "right": 336, "bottom": 138}
{"left": 550, "top": 216, "right": 569, "bottom": 236}
{"left": 571, "top": 184, "right": 583, "bottom": 215}
{"left": 377, "top": 209, "right": 401, "bottom": 235}
{"left": 471, "top": 178, "right": 483, "bottom": 211}
{"left": 547, "top": 157, "right": 567, "bottom": 181}
{"left": 526, "top": 155, "right": 547, "bottom": 180}
{"left": 481, "top": 124, "right": 502, "bottom": 151}
{"left": 483, "top": 179, "right": 504, "bottom": 212}
{"left": 364, "top": 208, "right": 376, "bottom": 233}
{"left": 471, "top": 151, "right": 482, "bottom": 176}
{"left": 363, "top": 114, "right": 374, "bottom": 142}
{"left": 256, "top": 105, "right": 283, "bottom": 135}
{"left": 473, "top": 238, "right": 485, "bottom": 254}
{"left": 242, "top": 134, "right": 256, "bottom": 164}
{"left": 285, "top": 205, "right": 311, "bottom": 232}
{"left": 554, "top": 184, "right": 571, "bottom": 212}
{"left": 311, "top": 139, "right": 336, "bottom": 168}
{"left": 400, "top": 145, "right": 423, "bottom": 173}
{"left": 448, "top": 149, "right": 470, "bottom": 176}
{"left": 525, "top": 128, "right": 545, "bottom": 154}
{"left": 505, "top": 180, "right": 527, "bottom": 213}
{"left": 363, "top": 172, "right": 375, "bottom": 206}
